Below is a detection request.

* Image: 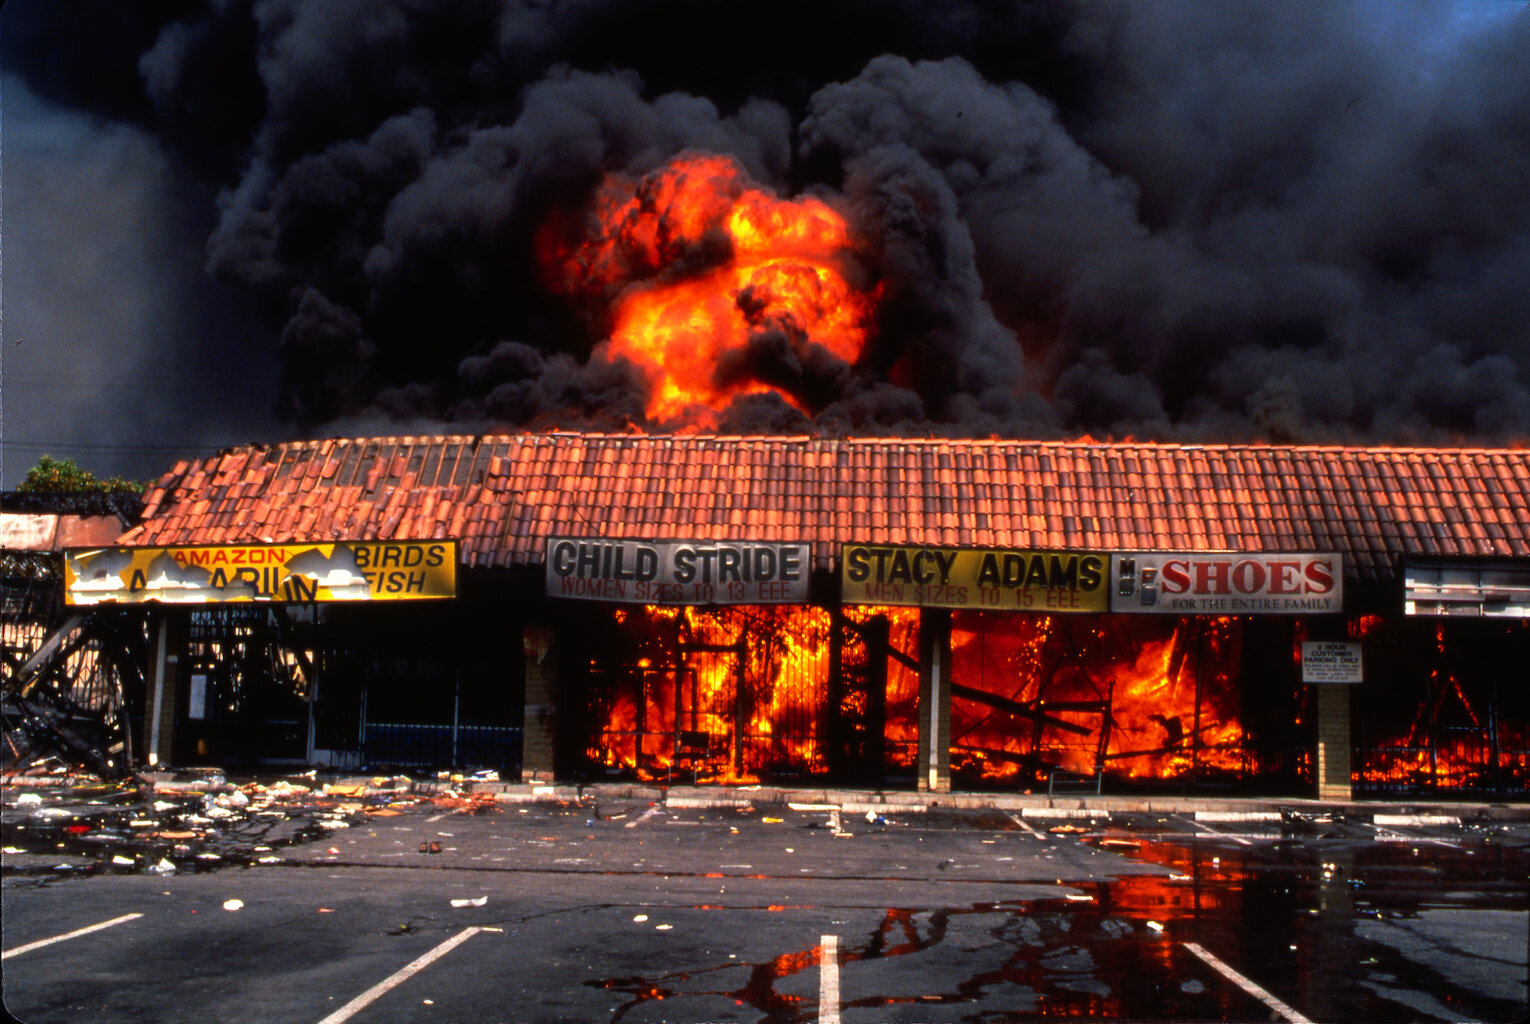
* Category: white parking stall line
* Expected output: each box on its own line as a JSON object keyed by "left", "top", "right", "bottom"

{"left": 1194, "top": 811, "right": 1282, "bottom": 823}
{"left": 1373, "top": 814, "right": 1459, "bottom": 828}
{"left": 1183, "top": 817, "right": 1253, "bottom": 846}
{"left": 1182, "top": 941, "right": 1315, "bottom": 1024}
{"left": 1007, "top": 813, "right": 1050, "bottom": 840}
{"left": 1358, "top": 821, "right": 1459, "bottom": 848}
{"left": 818, "top": 934, "right": 841, "bottom": 1024}
{"left": 2, "top": 913, "right": 144, "bottom": 960}
{"left": 316, "top": 926, "right": 483, "bottom": 1024}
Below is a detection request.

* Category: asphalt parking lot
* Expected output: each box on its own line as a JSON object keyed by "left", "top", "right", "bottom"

{"left": 4, "top": 778, "right": 1528, "bottom": 1023}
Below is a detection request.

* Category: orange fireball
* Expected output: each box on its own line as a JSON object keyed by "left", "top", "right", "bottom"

{"left": 538, "top": 153, "right": 878, "bottom": 426}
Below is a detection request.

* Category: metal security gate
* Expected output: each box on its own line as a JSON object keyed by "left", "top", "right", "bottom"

{"left": 346, "top": 654, "right": 522, "bottom": 774}
{"left": 182, "top": 607, "right": 313, "bottom": 765}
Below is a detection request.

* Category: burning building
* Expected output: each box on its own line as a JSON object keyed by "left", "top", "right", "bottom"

{"left": 10, "top": 4, "right": 1530, "bottom": 807}
{"left": 31, "top": 432, "right": 1529, "bottom": 801}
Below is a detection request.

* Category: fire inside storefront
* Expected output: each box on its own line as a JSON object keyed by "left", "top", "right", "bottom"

{"left": 8, "top": 433, "right": 1529, "bottom": 801}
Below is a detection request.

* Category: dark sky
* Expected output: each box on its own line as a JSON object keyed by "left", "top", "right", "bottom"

{"left": 3, "top": 0, "right": 1529, "bottom": 487}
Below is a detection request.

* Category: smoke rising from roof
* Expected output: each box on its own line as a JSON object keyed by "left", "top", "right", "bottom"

{"left": 7, "top": 0, "right": 1530, "bottom": 476}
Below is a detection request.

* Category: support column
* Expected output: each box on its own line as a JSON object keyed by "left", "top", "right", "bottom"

{"left": 142, "top": 611, "right": 185, "bottom": 768}
{"left": 1315, "top": 682, "right": 1353, "bottom": 801}
{"left": 916, "top": 608, "right": 952, "bottom": 793}
{"left": 521, "top": 625, "right": 558, "bottom": 783}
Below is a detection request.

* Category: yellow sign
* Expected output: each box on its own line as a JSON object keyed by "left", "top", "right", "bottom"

{"left": 841, "top": 544, "right": 1108, "bottom": 612}
{"left": 63, "top": 541, "right": 457, "bottom": 605}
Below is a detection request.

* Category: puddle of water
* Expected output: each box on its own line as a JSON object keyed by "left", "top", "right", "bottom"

{"left": 581, "top": 837, "right": 1528, "bottom": 1023}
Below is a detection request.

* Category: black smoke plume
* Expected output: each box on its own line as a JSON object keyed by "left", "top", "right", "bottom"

{"left": 12, "top": 0, "right": 1530, "bottom": 445}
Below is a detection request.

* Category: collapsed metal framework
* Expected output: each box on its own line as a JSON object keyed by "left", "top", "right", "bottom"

{"left": 1353, "top": 618, "right": 1530, "bottom": 795}
{"left": 1, "top": 552, "right": 144, "bottom": 777}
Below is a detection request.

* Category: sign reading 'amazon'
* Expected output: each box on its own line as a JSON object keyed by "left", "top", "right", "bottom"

{"left": 63, "top": 541, "right": 457, "bottom": 605}
{"left": 841, "top": 544, "right": 1109, "bottom": 612}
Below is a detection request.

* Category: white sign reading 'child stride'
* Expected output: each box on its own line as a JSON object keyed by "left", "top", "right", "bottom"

{"left": 546, "top": 539, "right": 810, "bottom": 605}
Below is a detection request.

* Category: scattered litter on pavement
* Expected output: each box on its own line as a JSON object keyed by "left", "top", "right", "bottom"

{"left": 0, "top": 769, "right": 425, "bottom": 878}
{"left": 654, "top": 923, "right": 672, "bottom": 931}
{"left": 632, "top": 914, "right": 649, "bottom": 923}
{"left": 450, "top": 897, "right": 488, "bottom": 908}
{"left": 1145, "top": 920, "right": 1165, "bottom": 933}
{"left": 222, "top": 899, "right": 244, "bottom": 911}
{"left": 430, "top": 792, "right": 499, "bottom": 815}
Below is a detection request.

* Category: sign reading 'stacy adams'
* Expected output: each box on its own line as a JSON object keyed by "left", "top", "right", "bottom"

{"left": 1111, "top": 552, "right": 1343, "bottom": 614}
{"left": 841, "top": 544, "right": 1110, "bottom": 612}
{"left": 546, "top": 539, "right": 810, "bottom": 605}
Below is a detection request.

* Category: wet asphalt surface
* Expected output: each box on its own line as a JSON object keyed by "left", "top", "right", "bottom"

{"left": 2, "top": 779, "right": 1527, "bottom": 1024}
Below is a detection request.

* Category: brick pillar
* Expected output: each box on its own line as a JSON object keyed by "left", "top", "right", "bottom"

{"left": 917, "top": 608, "right": 952, "bottom": 793}
{"left": 143, "top": 611, "right": 185, "bottom": 768}
{"left": 1315, "top": 683, "right": 1353, "bottom": 801}
{"left": 521, "top": 625, "right": 558, "bottom": 782}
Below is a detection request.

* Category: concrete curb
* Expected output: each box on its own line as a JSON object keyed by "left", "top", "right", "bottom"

{"left": 13, "top": 772, "right": 1527, "bottom": 821}
{"left": 399, "top": 779, "right": 1530, "bottom": 821}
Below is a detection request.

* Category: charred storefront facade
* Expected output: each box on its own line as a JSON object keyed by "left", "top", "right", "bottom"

{"left": 18, "top": 433, "right": 1530, "bottom": 801}
{"left": 2, "top": 492, "right": 147, "bottom": 778}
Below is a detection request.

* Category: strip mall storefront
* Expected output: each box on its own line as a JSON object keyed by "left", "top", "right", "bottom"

{"left": 552, "top": 541, "right": 1413, "bottom": 799}
{"left": 52, "top": 434, "right": 1530, "bottom": 800}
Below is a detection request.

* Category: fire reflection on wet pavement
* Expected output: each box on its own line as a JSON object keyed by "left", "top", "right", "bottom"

{"left": 585, "top": 834, "right": 1527, "bottom": 1024}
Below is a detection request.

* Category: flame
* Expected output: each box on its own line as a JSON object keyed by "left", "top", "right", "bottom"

{"left": 585, "top": 605, "right": 832, "bottom": 783}
{"left": 1355, "top": 621, "right": 1513, "bottom": 791}
{"left": 948, "top": 614, "right": 1247, "bottom": 784}
{"left": 538, "top": 153, "right": 879, "bottom": 426}
{"left": 584, "top": 605, "right": 1264, "bottom": 787}
{"left": 581, "top": 593, "right": 1521, "bottom": 795}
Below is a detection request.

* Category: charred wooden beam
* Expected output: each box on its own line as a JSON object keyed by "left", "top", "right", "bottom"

{"left": 886, "top": 643, "right": 919, "bottom": 674}
{"left": 953, "top": 743, "right": 1043, "bottom": 767}
{"left": 951, "top": 682, "right": 1094, "bottom": 736}
{"left": 7, "top": 613, "right": 87, "bottom": 694}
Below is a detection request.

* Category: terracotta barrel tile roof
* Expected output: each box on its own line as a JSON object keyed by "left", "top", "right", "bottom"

{"left": 118, "top": 433, "right": 1530, "bottom": 580}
